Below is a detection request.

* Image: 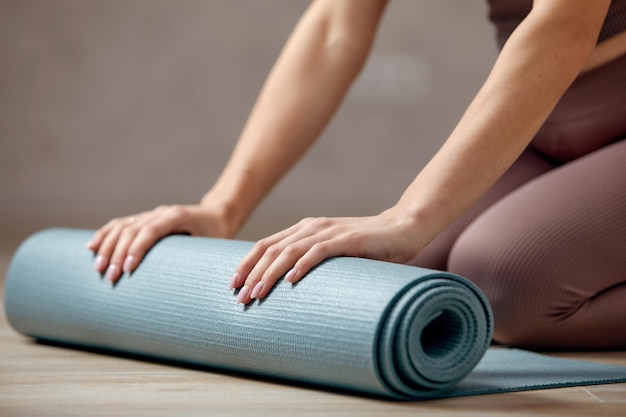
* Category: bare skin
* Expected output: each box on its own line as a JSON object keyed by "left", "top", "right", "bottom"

{"left": 88, "top": 0, "right": 616, "bottom": 305}
{"left": 582, "top": 30, "right": 626, "bottom": 73}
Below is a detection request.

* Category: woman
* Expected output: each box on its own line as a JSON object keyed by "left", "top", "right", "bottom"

{"left": 87, "top": 0, "right": 626, "bottom": 349}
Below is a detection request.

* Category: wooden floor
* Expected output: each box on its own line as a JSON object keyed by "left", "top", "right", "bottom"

{"left": 1, "top": 238, "right": 625, "bottom": 417}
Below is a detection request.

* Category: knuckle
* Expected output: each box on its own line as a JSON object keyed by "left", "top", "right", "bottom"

{"left": 313, "top": 217, "right": 331, "bottom": 228}
{"left": 121, "top": 224, "right": 138, "bottom": 235}
{"left": 294, "top": 258, "right": 311, "bottom": 274}
{"left": 311, "top": 241, "right": 330, "bottom": 255}
{"left": 244, "top": 274, "right": 257, "bottom": 287}
{"left": 282, "top": 244, "right": 298, "bottom": 257}
{"left": 101, "top": 221, "right": 114, "bottom": 230}
{"left": 98, "top": 237, "right": 115, "bottom": 252}
{"left": 167, "top": 204, "right": 188, "bottom": 218}
{"left": 110, "top": 251, "right": 125, "bottom": 265}
{"left": 254, "top": 238, "right": 271, "bottom": 252}
{"left": 97, "top": 247, "right": 111, "bottom": 257}
{"left": 299, "top": 217, "right": 315, "bottom": 226}
{"left": 92, "top": 230, "right": 105, "bottom": 241}
{"left": 127, "top": 234, "right": 146, "bottom": 250}
{"left": 116, "top": 218, "right": 134, "bottom": 231}
{"left": 126, "top": 244, "right": 143, "bottom": 258}
{"left": 260, "top": 269, "right": 274, "bottom": 283}
{"left": 110, "top": 217, "right": 125, "bottom": 226}
{"left": 265, "top": 244, "right": 282, "bottom": 258}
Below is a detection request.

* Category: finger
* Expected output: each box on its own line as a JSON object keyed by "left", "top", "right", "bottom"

{"left": 125, "top": 207, "right": 190, "bottom": 274}
{"left": 236, "top": 242, "right": 287, "bottom": 304}
{"left": 86, "top": 219, "right": 118, "bottom": 252}
{"left": 96, "top": 224, "right": 124, "bottom": 278}
{"left": 229, "top": 219, "right": 311, "bottom": 291}
{"left": 238, "top": 226, "right": 337, "bottom": 304}
{"left": 102, "top": 221, "right": 146, "bottom": 283}
{"left": 285, "top": 236, "right": 351, "bottom": 285}
{"left": 234, "top": 239, "right": 285, "bottom": 304}
{"left": 249, "top": 237, "right": 322, "bottom": 301}
{"left": 108, "top": 224, "right": 142, "bottom": 282}
{"left": 243, "top": 234, "right": 345, "bottom": 304}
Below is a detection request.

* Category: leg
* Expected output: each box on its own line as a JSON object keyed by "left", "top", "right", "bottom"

{"left": 409, "top": 148, "right": 554, "bottom": 270}
{"left": 449, "top": 140, "right": 626, "bottom": 349}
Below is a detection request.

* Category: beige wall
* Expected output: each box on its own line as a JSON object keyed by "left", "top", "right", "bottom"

{"left": 0, "top": 0, "right": 497, "bottom": 243}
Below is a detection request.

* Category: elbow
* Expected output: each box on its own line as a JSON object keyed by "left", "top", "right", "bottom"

{"left": 323, "top": 30, "right": 372, "bottom": 75}
{"left": 293, "top": 0, "right": 385, "bottom": 80}
{"left": 313, "top": 2, "right": 384, "bottom": 77}
{"left": 298, "top": 0, "right": 386, "bottom": 78}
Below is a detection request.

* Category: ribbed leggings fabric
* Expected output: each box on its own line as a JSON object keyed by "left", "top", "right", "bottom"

{"left": 411, "top": 141, "right": 626, "bottom": 349}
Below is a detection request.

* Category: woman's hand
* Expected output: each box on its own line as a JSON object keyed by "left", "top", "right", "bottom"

{"left": 229, "top": 208, "right": 423, "bottom": 304}
{"left": 87, "top": 204, "right": 234, "bottom": 283}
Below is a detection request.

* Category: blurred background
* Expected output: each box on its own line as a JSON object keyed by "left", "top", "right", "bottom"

{"left": 0, "top": 0, "right": 497, "bottom": 261}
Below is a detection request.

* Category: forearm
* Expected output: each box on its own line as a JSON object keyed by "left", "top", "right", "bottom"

{"left": 203, "top": 0, "right": 387, "bottom": 236}
{"left": 394, "top": 0, "right": 610, "bottom": 247}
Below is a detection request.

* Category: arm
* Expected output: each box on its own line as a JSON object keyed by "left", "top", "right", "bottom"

{"left": 87, "top": 0, "right": 388, "bottom": 283}
{"left": 202, "top": 0, "right": 389, "bottom": 235}
{"left": 392, "top": 0, "right": 611, "bottom": 247}
{"left": 232, "top": 0, "right": 611, "bottom": 304}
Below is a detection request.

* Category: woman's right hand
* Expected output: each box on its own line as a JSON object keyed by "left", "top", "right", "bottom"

{"left": 86, "top": 204, "right": 234, "bottom": 284}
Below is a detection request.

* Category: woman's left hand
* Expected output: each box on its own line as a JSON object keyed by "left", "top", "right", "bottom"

{"left": 229, "top": 208, "right": 423, "bottom": 304}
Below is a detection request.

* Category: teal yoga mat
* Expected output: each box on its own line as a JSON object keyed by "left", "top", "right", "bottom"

{"left": 4, "top": 229, "right": 626, "bottom": 399}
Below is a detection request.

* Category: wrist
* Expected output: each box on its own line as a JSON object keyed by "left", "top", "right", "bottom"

{"left": 199, "top": 191, "right": 247, "bottom": 239}
{"left": 382, "top": 202, "right": 442, "bottom": 253}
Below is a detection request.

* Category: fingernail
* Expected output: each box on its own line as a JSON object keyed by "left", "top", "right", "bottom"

{"left": 105, "top": 264, "right": 118, "bottom": 282}
{"left": 228, "top": 273, "right": 239, "bottom": 290}
{"left": 86, "top": 240, "right": 95, "bottom": 249}
{"left": 250, "top": 281, "right": 264, "bottom": 299}
{"left": 123, "top": 256, "right": 135, "bottom": 273}
{"left": 94, "top": 255, "right": 105, "bottom": 272}
{"left": 236, "top": 286, "right": 250, "bottom": 304}
{"left": 285, "top": 268, "right": 297, "bottom": 283}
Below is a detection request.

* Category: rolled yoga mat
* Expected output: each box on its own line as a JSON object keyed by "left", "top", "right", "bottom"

{"left": 5, "top": 229, "right": 626, "bottom": 399}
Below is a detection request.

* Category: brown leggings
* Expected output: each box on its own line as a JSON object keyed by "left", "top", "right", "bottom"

{"left": 410, "top": 141, "right": 626, "bottom": 349}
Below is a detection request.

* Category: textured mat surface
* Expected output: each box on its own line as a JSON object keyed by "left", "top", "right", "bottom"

{"left": 4, "top": 229, "right": 626, "bottom": 399}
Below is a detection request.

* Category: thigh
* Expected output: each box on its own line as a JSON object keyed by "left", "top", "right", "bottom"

{"left": 449, "top": 139, "right": 626, "bottom": 348}
{"left": 409, "top": 148, "right": 555, "bottom": 270}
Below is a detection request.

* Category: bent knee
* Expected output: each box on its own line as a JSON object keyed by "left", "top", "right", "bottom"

{"left": 447, "top": 235, "right": 612, "bottom": 349}
{"left": 447, "top": 225, "right": 563, "bottom": 348}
